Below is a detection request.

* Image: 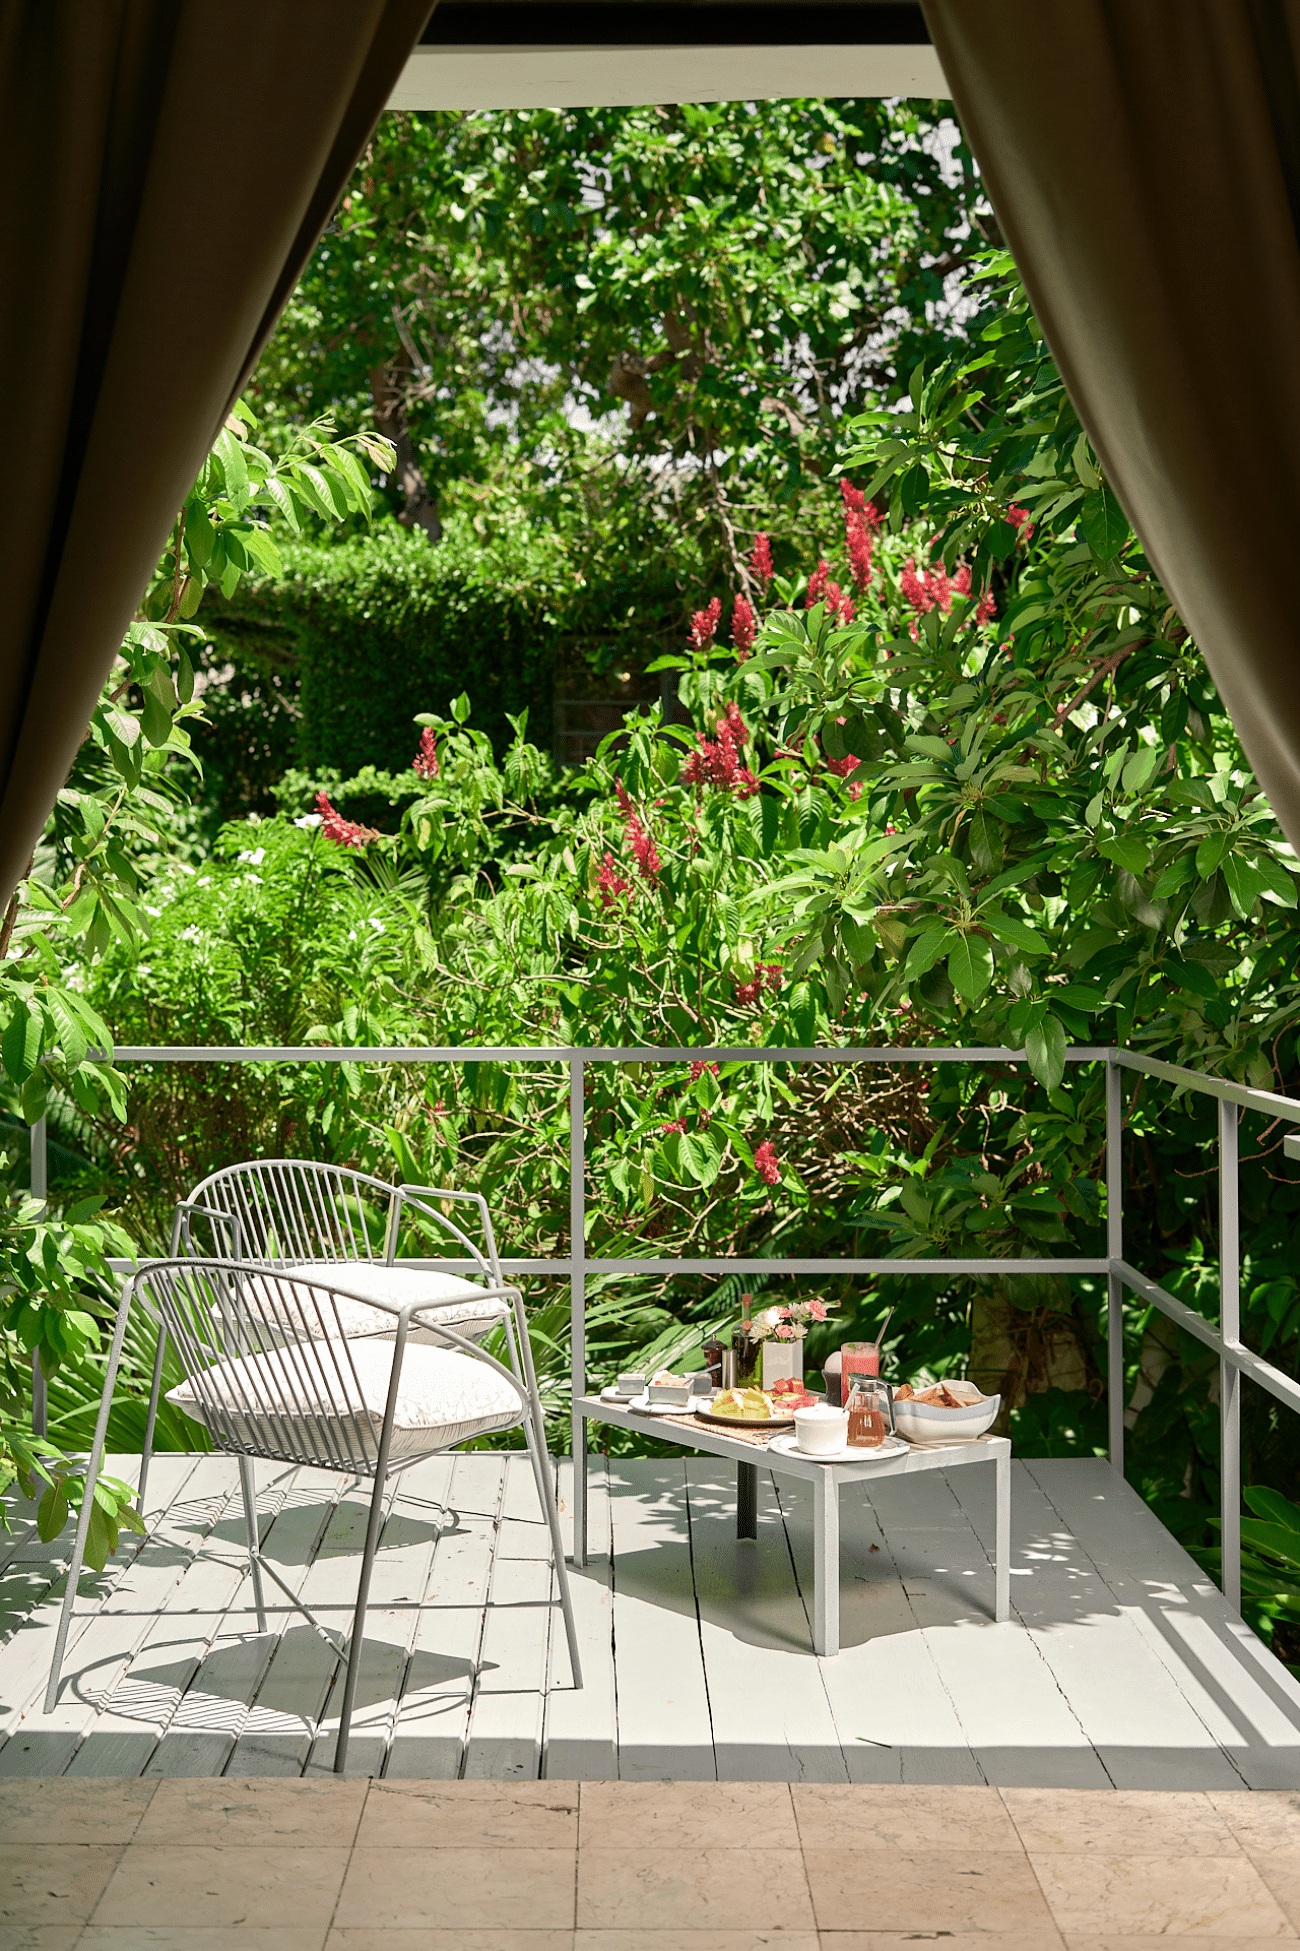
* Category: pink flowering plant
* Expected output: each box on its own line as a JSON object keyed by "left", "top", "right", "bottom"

{"left": 748, "top": 1297, "right": 833, "bottom": 1342}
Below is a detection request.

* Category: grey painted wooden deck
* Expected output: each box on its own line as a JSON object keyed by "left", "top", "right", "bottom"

{"left": 2, "top": 1452, "right": 1297, "bottom": 1787}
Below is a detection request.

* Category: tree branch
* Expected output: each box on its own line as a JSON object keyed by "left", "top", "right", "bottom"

{"left": 1050, "top": 639, "right": 1143, "bottom": 732}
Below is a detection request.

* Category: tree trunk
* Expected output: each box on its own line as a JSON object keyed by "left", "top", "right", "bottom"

{"left": 369, "top": 347, "right": 441, "bottom": 542}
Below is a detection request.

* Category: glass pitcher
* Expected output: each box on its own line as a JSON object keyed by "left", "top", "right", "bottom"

{"left": 845, "top": 1375, "right": 894, "bottom": 1449}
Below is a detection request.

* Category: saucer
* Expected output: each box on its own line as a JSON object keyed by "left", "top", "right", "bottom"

{"left": 768, "top": 1432, "right": 909, "bottom": 1464}
{"left": 601, "top": 1388, "right": 699, "bottom": 1416}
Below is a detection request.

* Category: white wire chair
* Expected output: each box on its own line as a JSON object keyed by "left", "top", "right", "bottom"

{"left": 138, "top": 1160, "right": 538, "bottom": 1501}
{"left": 45, "top": 1256, "right": 583, "bottom": 1771}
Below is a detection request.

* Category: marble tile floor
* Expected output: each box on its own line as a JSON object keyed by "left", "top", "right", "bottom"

{"left": 1, "top": 1778, "right": 1299, "bottom": 1950}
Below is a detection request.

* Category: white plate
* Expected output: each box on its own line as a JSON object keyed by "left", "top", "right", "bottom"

{"left": 602, "top": 1388, "right": 699, "bottom": 1416}
{"left": 768, "top": 1432, "right": 909, "bottom": 1464}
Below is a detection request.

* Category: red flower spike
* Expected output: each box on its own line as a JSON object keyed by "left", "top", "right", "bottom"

{"left": 806, "top": 560, "right": 830, "bottom": 608}
{"left": 315, "top": 791, "right": 379, "bottom": 850}
{"left": 612, "top": 779, "right": 662, "bottom": 881}
{"left": 731, "top": 593, "right": 756, "bottom": 657}
{"left": 688, "top": 596, "right": 723, "bottom": 652}
{"left": 753, "top": 1139, "right": 781, "bottom": 1187}
{"left": 597, "top": 850, "right": 633, "bottom": 907}
{"left": 825, "top": 580, "right": 855, "bottom": 624}
{"left": 412, "top": 728, "right": 439, "bottom": 780}
{"left": 749, "top": 533, "right": 775, "bottom": 589}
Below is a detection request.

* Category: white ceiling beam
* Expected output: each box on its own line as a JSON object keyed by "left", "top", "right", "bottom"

{"left": 386, "top": 39, "right": 950, "bottom": 109}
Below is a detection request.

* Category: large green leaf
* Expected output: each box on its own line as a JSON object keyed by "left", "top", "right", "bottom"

{"left": 981, "top": 907, "right": 1048, "bottom": 956}
{"left": 1079, "top": 484, "right": 1129, "bottom": 559}
{"left": 1025, "top": 1013, "right": 1068, "bottom": 1092}
{"left": 2, "top": 1000, "right": 44, "bottom": 1085}
{"left": 947, "top": 932, "right": 994, "bottom": 1003}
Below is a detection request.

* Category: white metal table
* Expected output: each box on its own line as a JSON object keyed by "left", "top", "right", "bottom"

{"left": 574, "top": 1394, "right": 1011, "bottom": 1656}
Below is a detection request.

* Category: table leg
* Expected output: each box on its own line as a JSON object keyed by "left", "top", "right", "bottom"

{"left": 573, "top": 1412, "right": 588, "bottom": 1568}
{"left": 737, "top": 1460, "right": 758, "bottom": 1539}
{"left": 995, "top": 1446, "right": 1011, "bottom": 1623}
{"left": 813, "top": 1468, "right": 840, "bottom": 1657}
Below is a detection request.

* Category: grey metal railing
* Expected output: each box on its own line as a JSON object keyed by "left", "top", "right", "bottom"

{"left": 25, "top": 1040, "right": 1300, "bottom": 1614}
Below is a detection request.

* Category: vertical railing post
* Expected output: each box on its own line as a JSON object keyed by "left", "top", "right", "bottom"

{"left": 30, "top": 1115, "right": 48, "bottom": 1438}
{"left": 1105, "top": 1056, "right": 1124, "bottom": 1476}
{"left": 1219, "top": 1095, "right": 1241, "bottom": 1613}
{"left": 569, "top": 1054, "right": 588, "bottom": 1567}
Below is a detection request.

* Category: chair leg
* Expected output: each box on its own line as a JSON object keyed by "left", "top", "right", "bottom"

{"left": 238, "top": 1455, "right": 268, "bottom": 1633}
{"left": 333, "top": 1465, "right": 389, "bottom": 1775}
{"left": 44, "top": 1286, "right": 135, "bottom": 1714}
{"left": 138, "top": 1326, "right": 169, "bottom": 1516}
{"left": 506, "top": 1313, "right": 584, "bottom": 1690}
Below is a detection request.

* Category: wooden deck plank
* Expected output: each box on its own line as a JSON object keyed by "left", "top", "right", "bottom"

{"left": 142, "top": 1463, "right": 299, "bottom": 1777}
{"left": 949, "top": 1462, "right": 1246, "bottom": 1790}
{"left": 684, "top": 1459, "right": 848, "bottom": 1783}
{"left": 306, "top": 1456, "right": 453, "bottom": 1777}
{"left": 1027, "top": 1458, "right": 1300, "bottom": 1790}
{"left": 495, "top": 1444, "right": 552, "bottom": 1560}
{"left": 607, "top": 1457, "right": 715, "bottom": 1782}
{"left": 221, "top": 1466, "right": 346, "bottom": 1776}
{"left": 543, "top": 1455, "right": 616, "bottom": 1781}
{"left": 462, "top": 1457, "right": 553, "bottom": 1779}
{"left": 0, "top": 1451, "right": 1293, "bottom": 1788}
{"left": 0, "top": 1455, "right": 211, "bottom": 1775}
{"left": 385, "top": 1452, "right": 503, "bottom": 1779}
{"left": 775, "top": 1471, "right": 982, "bottom": 1785}
{"left": 866, "top": 1470, "right": 1111, "bottom": 1789}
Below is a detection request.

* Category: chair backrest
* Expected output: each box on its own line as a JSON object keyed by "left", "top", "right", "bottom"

{"left": 136, "top": 1257, "right": 406, "bottom": 1474}
{"left": 178, "top": 1159, "right": 395, "bottom": 1265}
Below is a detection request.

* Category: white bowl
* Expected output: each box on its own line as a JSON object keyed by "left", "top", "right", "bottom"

{"left": 892, "top": 1381, "right": 1000, "bottom": 1445}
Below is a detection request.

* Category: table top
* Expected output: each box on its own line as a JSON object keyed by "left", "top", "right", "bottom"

{"left": 575, "top": 1393, "right": 1009, "bottom": 1482}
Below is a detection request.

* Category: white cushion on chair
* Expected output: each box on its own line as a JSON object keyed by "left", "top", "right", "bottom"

{"left": 250, "top": 1261, "right": 510, "bottom": 1344}
{"left": 167, "top": 1338, "right": 523, "bottom": 1460}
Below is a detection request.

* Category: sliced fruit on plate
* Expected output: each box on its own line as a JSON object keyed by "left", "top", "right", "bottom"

{"left": 768, "top": 1377, "right": 818, "bottom": 1407}
{"left": 712, "top": 1387, "right": 777, "bottom": 1420}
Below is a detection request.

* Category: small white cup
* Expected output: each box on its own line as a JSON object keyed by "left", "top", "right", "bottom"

{"left": 795, "top": 1404, "right": 849, "bottom": 1455}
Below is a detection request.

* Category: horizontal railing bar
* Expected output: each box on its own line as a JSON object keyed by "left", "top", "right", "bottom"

{"left": 1116, "top": 1258, "right": 1300, "bottom": 1415}
{"left": 1225, "top": 1340, "right": 1300, "bottom": 1416}
{"left": 107, "top": 1254, "right": 1106, "bottom": 1277}
{"left": 1116, "top": 1258, "right": 1223, "bottom": 1356}
{"left": 96, "top": 1044, "right": 1112, "bottom": 1066}
{"left": 561, "top": 1257, "right": 1110, "bottom": 1276}
{"left": 1113, "top": 1048, "right": 1300, "bottom": 1123}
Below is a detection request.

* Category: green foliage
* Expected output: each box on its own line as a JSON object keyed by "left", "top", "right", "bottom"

{"left": 253, "top": 102, "right": 988, "bottom": 592}
{"left": 0, "top": 403, "right": 391, "bottom": 1540}
{"left": 275, "top": 525, "right": 568, "bottom": 773}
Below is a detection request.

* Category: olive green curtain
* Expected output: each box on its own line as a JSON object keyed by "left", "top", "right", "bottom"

{"left": 0, "top": 0, "right": 432, "bottom": 905}
{"left": 923, "top": 0, "right": 1300, "bottom": 849}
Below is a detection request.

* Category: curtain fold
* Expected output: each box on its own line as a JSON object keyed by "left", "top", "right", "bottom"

{"left": 0, "top": 0, "right": 432, "bottom": 904}
{"left": 922, "top": 0, "right": 1300, "bottom": 849}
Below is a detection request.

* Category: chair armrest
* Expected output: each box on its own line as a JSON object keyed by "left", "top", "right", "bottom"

{"left": 171, "top": 1197, "right": 244, "bottom": 1259}
{"left": 389, "top": 1184, "right": 501, "bottom": 1279}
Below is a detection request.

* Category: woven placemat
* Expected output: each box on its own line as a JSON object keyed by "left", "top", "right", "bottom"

{"left": 657, "top": 1411, "right": 781, "bottom": 1447}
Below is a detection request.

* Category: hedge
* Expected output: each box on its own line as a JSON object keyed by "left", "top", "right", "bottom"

{"left": 198, "top": 519, "right": 688, "bottom": 786}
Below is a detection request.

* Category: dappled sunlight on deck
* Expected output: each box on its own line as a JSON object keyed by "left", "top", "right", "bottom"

{"left": 1, "top": 1451, "right": 1298, "bottom": 1786}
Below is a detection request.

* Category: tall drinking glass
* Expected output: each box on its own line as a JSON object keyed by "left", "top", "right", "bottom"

{"left": 841, "top": 1340, "right": 880, "bottom": 1392}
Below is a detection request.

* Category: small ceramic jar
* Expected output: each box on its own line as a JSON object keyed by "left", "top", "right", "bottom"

{"left": 794, "top": 1403, "right": 850, "bottom": 1455}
